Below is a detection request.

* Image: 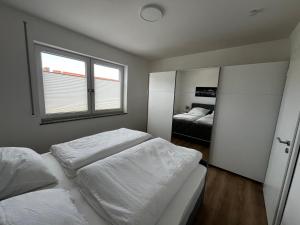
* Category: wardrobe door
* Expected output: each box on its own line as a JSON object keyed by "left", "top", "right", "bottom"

{"left": 210, "top": 62, "right": 288, "bottom": 182}
{"left": 147, "top": 71, "right": 176, "bottom": 141}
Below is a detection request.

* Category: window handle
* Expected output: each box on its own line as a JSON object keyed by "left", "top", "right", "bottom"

{"left": 277, "top": 137, "right": 290, "bottom": 146}
{"left": 88, "top": 89, "right": 95, "bottom": 93}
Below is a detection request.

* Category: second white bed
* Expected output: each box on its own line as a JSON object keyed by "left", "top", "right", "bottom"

{"left": 42, "top": 153, "right": 207, "bottom": 225}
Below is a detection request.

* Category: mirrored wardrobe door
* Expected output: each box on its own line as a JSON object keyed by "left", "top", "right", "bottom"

{"left": 171, "top": 67, "right": 220, "bottom": 161}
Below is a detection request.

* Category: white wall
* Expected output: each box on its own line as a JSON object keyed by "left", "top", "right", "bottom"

{"left": 280, "top": 22, "right": 300, "bottom": 225}
{"left": 150, "top": 39, "right": 290, "bottom": 72}
{"left": 174, "top": 67, "right": 219, "bottom": 113}
{"left": 0, "top": 4, "right": 150, "bottom": 153}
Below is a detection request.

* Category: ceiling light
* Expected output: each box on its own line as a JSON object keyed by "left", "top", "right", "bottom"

{"left": 140, "top": 4, "right": 164, "bottom": 22}
{"left": 249, "top": 8, "right": 264, "bottom": 16}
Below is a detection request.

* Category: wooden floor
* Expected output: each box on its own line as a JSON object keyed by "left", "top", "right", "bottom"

{"left": 171, "top": 136, "right": 210, "bottom": 161}
{"left": 195, "top": 167, "right": 268, "bottom": 225}
{"left": 172, "top": 136, "right": 268, "bottom": 225}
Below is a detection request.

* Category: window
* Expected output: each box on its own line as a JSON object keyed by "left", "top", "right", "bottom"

{"left": 35, "top": 45, "right": 126, "bottom": 123}
{"left": 40, "top": 52, "right": 88, "bottom": 114}
{"left": 92, "top": 60, "right": 124, "bottom": 111}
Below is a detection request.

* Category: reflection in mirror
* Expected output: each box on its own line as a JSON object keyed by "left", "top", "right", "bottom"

{"left": 171, "top": 67, "right": 220, "bottom": 161}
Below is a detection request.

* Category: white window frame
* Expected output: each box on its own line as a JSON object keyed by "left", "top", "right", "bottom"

{"left": 91, "top": 58, "right": 125, "bottom": 114}
{"left": 35, "top": 44, "right": 126, "bottom": 124}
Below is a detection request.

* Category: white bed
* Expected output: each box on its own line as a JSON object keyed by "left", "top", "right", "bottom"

{"left": 173, "top": 107, "right": 210, "bottom": 122}
{"left": 42, "top": 153, "right": 207, "bottom": 225}
{"left": 194, "top": 113, "right": 214, "bottom": 125}
{"left": 173, "top": 113, "right": 204, "bottom": 121}
{"left": 50, "top": 128, "right": 152, "bottom": 177}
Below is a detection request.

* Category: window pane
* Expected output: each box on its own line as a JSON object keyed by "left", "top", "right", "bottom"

{"left": 41, "top": 52, "right": 88, "bottom": 114}
{"left": 94, "top": 63, "right": 121, "bottom": 110}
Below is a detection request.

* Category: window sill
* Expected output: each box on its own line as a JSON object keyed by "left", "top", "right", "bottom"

{"left": 40, "top": 112, "right": 128, "bottom": 125}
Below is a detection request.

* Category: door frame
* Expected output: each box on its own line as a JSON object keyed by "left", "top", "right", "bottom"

{"left": 274, "top": 112, "right": 300, "bottom": 225}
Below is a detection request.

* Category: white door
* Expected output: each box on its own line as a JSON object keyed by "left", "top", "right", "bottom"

{"left": 280, "top": 119, "right": 300, "bottom": 225}
{"left": 147, "top": 71, "right": 176, "bottom": 141}
{"left": 279, "top": 23, "right": 300, "bottom": 225}
{"left": 264, "top": 58, "right": 300, "bottom": 225}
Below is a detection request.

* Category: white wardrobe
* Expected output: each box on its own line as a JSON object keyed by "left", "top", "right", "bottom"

{"left": 147, "top": 71, "right": 176, "bottom": 141}
{"left": 211, "top": 62, "right": 289, "bottom": 182}
{"left": 147, "top": 62, "right": 288, "bottom": 183}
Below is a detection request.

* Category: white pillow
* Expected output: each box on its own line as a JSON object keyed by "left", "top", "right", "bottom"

{"left": 0, "top": 189, "right": 88, "bottom": 225}
{"left": 0, "top": 147, "right": 57, "bottom": 200}
{"left": 188, "top": 107, "right": 210, "bottom": 116}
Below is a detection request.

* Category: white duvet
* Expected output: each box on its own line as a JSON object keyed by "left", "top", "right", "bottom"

{"left": 173, "top": 113, "right": 203, "bottom": 121}
{"left": 51, "top": 128, "right": 152, "bottom": 176}
{"left": 195, "top": 113, "right": 214, "bottom": 125}
{"left": 0, "top": 189, "right": 88, "bottom": 225}
{"left": 76, "top": 138, "right": 202, "bottom": 225}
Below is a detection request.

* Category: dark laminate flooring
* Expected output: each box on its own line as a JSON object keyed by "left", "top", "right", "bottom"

{"left": 172, "top": 136, "right": 268, "bottom": 225}
{"left": 171, "top": 136, "right": 209, "bottom": 161}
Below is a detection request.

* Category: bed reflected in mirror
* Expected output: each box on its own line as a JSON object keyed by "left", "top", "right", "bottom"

{"left": 171, "top": 67, "right": 220, "bottom": 161}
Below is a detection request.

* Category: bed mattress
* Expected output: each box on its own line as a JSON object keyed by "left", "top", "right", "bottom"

{"left": 42, "top": 153, "right": 207, "bottom": 225}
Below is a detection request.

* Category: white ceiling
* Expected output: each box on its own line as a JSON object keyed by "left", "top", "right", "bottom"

{"left": 3, "top": 0, "right": 300, "bottom": 59}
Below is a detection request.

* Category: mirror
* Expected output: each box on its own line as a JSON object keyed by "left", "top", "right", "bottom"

{"left": 171, "top": 67, "right": 220, "bottom": 161}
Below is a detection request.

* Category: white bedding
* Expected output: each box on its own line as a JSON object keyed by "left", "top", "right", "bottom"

{"left": 194, "top": 113, "right": 214, "bottom": 125}
{"left": 41, "top": 152, "right": 206, "bottom": 225}
{"left": 0, "top": 147, "right": 57, "bottom": 200}
{"left": 0, "top": 189, "right": 88, "bottom": 225}
{"left": 188, "top": 107, "right": 210, "bottom": 116}
{"left": 173, "top": 113, "right": 203, "bottom": 121}
{"left": 76, "top": 138, "right": 202, "bottom": 225}
{"left": 51, "top": 128, "right": 152, "bottom": 176}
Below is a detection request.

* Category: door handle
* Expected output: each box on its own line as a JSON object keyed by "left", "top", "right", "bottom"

{"left": 277, "top": 137, "right": 291, "bottom": 146}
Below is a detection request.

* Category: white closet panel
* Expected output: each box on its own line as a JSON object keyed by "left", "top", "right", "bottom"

{"left": 210, "top": 62, "right": 288, "bottom": 182}
{"left": 147, "top": 71, "right": 176, "bottom": 141}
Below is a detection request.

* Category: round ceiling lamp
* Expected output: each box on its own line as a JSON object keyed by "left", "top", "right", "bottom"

{"left": 140, "top": 4, "right": 164, "bottom": 22}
